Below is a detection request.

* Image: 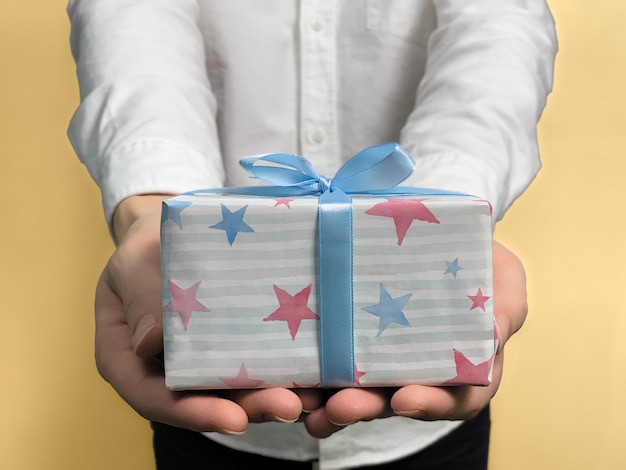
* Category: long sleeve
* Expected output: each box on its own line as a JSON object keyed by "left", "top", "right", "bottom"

{"left": 400, "top": 0, "right": 557, "bottom": 222}
{"left": 67, "top": 0, "right": 224, "bottom": 223}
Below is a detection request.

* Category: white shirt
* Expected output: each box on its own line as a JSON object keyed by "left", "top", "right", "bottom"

{"left": 67, "top": 1, "right": 557, "bottom": 468}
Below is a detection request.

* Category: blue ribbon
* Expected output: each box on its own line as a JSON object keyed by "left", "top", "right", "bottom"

{"left": 191, "top": 142, "right": 466, "bottom": 387}
{"left": 317, "top": 188, "right": 354, "bottom": 387}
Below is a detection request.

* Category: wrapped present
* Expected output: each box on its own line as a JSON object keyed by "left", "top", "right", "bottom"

{"left": 161, "top": 143, "right": 495, "bottom": 390}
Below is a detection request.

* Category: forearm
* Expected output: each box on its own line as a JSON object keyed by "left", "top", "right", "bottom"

{"left": 67, "top": 0, "right": 224, "bottom": 227}
{"left": 400, "top": 0, "right": 558, "bottom": 221}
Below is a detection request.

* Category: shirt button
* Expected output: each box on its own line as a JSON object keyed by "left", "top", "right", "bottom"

{"left": 310, "top": 19, "right": 324, "bottom": 32}
{"left": 310, "top": 129, "right": 325, "bottom": 144}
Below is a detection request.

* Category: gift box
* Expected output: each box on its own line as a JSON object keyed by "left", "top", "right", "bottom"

{"left": 161, "top": 143, "right": 495, "bottom": 390}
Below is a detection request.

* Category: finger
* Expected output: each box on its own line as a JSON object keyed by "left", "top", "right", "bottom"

{"left": 106, "top": 214, "right": 164, "bottom": 358}
{"left": 492, "top": 241, "right": 528, "bottom": 353}
{"left": 390, "top": 353, "right": 504, "bottom": 421}
{"left": 134, "top": 377, "right": 249, "bottom": 434}
{"left": 303, "top": 406, "right": 344, "bottom": 439}
{"left": 225, "top": 388, "right": 303, "bottom": 423}
{"left": 391, "top": 385, "right": 473, "bottom": 421}
{"left": 291, "top": 388, "right": 325, "bottom": 413}
{"left": 324, "top": 388, "right": 394, "bottom": 426}
{"left": 303, "top": 388, "right": 394, "bottom": 438}
{"left": 95, "top": 277, "right": 248, "bottom": 434}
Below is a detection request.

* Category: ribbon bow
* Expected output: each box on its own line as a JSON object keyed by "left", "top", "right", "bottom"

{"left": 239, "top": 141, "right": 416, "bottom": 195}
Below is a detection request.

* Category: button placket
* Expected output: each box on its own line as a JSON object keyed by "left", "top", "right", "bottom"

{"left": 299, "top": 0, "right": 339, "bottom": 174}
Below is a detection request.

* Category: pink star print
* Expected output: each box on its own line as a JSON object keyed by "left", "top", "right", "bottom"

{"left": 264, "top": 284, "right": 320, "bottom": 340}
{"left": 274, "top": 199, "right": 293, "bottom": 208}
{"left": 354, "top": 364, "right": 366, "bottom": 386}
{"left": 219, "top": 363, "right": 265, "bottom": 388}
{"left": 164, "top": 280, "right": 210, "bottom": 330}
{"left": 365, "top": 199, "right": 440, "bottom": 245}
{"left": 467, "top": 288, "right": 490, "bottom": 311}
{"left": 443, "top": 349, "right": 493, "bottom": 386}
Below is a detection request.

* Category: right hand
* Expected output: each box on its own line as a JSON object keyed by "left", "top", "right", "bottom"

{"left": 95, "top": 195, "right": 321, "bottom": 433}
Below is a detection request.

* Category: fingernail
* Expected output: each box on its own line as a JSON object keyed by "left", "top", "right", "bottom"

{"left": 132, "top": 315, "right": 157, "bottom": 352}
{"left": 494, "top": 322, "right": 503, "bottom": 355}
{"left": 328, "top": 419, "right": 355, "bottom": 427}
{"left": 220, "top": 428, "right": 247, "bottom": 436}
{"left": 272, "top": 415, "right": 299, "bottom": 424}
{"left": 394, "top": 409, "right": 427, "bottom": 419}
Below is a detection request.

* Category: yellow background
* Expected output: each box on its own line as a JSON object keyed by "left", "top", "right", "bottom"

{"left": 1, "top": 1, "right": 624, "bottom": 468}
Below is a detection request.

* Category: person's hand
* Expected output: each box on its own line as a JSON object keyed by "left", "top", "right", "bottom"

{"left": 303, "top": 240, "right": 528, "bottom": 438}
{"left": 95, "top": 195, "right": 321, "bottom": 433}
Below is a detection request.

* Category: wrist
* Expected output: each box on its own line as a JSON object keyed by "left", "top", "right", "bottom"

{"left": 112, "top": 194, "right": 174, "bottom": 244}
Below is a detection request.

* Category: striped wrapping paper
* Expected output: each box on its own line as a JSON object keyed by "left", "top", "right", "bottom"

{"left": 161, "top": 192, "right": 495, "bottom": 390}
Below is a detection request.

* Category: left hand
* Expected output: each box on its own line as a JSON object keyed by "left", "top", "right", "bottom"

{"left": 96, "top": 195, "right": 322, "bottom": 433}
{"left": 303, "top": 240, "right": 528, "bottom": 438}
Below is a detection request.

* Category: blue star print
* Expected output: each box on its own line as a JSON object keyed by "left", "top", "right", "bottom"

{"left": 362, "top": 284, "right": 412, "bottom": 336}
{"left": 162, "top": 200, "right": 192, "bottom": 229}
{"left": 444, "top": 258, "right": 463, "bottom": 278}
{"left": 210, "top": 204, "right": 255, "bottom": 245}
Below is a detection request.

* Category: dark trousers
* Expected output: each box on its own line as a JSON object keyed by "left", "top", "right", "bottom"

{"left": 152, "top": 405, "right": 490, "bottom": 470}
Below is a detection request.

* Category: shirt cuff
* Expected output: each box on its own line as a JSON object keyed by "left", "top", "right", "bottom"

{"left": 100, "top": 139, "right": 225, "bottom": 227}
{"left": 403, "top": 153, "right": 512, "bottom": 225}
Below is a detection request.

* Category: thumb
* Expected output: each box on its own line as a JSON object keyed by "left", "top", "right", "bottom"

{"left": 492, "top": 241, "right": 528, "bottom": 354}
{"left": 106, "top": 213, "right": 164, "bottom": 358}
{"left": 131, "top": 301, "right": 163, "bottom": 358}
